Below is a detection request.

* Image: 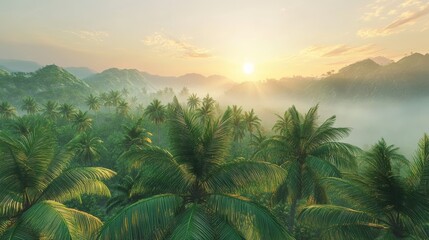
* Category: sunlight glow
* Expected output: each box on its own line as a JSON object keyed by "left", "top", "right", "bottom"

{"left": 242, "top": 62, "right": 255, "bottom": 75}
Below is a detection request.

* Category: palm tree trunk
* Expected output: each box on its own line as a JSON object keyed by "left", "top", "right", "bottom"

{"left": 157, "top": 125, "right": 161, "bottom": 144}
{"left": 288, "top": 197, "right": 298, "bottom": 232}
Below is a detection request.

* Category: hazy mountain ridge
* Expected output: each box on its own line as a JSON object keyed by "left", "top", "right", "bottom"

{"left": 0, "top": 59, "right": 42, "bottom": 72}
{"left": 226, "top": 53, "right": 429, "bottom": 102}
{"left": 85, "top": 68, "right": 235, "bottom": 96}
{"left": 0, "top": 64, "right": 90, "bottom": 104}
{"left": 1, "top": 53, "right": 429, "bottom": 105}
{"left": 65, "top": 67, "right": 97, "bottom": 79}
{"left": 84, "top": 68, "right": 148, "bottom": 94}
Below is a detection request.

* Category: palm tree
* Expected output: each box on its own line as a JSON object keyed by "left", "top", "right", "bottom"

{"left": 230, "top": 105, "right": 246, "bottom": 142}
{"left": 21, "top": 96, "right": 39, "bottom": 115}
{"left": 144, "top": 99, "right": 166, "bottom": 142}
{"left": 122, "top": 118, "right": 152, "bottom": 151}
{"left": 107, "top": 90, "right": 122, "bottom": 108}
{"left": 86, "top": 94, "right": 101, "bottom": 112}
{"left": 196, "top": 94, "right": 216, "bottom": 123}
{"left": 106, "top": 174, "right": 142, "bottom": 214}
{"left": 99, "top": 106, "right": 292, "bottom": 240}
{"left": 244, "top": 109, "right": 261, "bottom": 147}
{"left": 42, "top": 100, "right": 60, "bottom": 120}
{"left": 58, "top": 103, "right": 77, "bottom": 120}
{"left": 0, "top": 101, "right": 17, "bottom": 119}
{"left": 256, "top": 105, "right": 359, "bottom": 231}
{"left": 250, "top": 129, "right": 268, "bottom": 161}
{"left": 116, "top": 99, "right": 130, "bottom": 117}
{"left": 0, "top": 123, "right": 115, "bottom": 239}
{"left": 72, "top": 110, "right": 93, "bottom": 132}
{"left": 121, "top": 88, "right": 129, "bottom": 98}
{"left": 100, "top": 92, "right": 109, "bottom": 108}
{"left": 299, "top": 139, "right": 429, "bottom": 239}
{"left": 70, "top": 132, "right": 105, "bottom": 164}
{"left": 187, "top": 93, "right": 200, "bottom": 110}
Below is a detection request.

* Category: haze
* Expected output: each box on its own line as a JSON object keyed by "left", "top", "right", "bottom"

{"left": 1, "top": 0, "right": 429, "bottom": 81}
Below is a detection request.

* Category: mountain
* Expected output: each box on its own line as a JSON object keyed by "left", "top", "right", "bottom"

{"left": 65, "top": 67, "right": 97, "bottom": 79}
{"left": 85, "top": 68, "right": 236, "bottom": 96}
{"left": 0, "top": 65, "right": 90, "bottom": 104}
{"left": 225, "top": 53, "right": 429, "bottom": 102}
{"left": 316, "top": 53, "right": 429, "bottom": 99}
{"left": 370, "top": 56, "right": 394, "bottom": 66}
{"left": 84, "top": 68, "right": 148, "bottom": 94}
{"left": 0, "top": 68, "right": 9, "bottom": 77}
{"left": 0, "top": 59, "right": 42, "bottom": 72}
{"left": 142, "top": 72, "right": 235, "bottom": 95}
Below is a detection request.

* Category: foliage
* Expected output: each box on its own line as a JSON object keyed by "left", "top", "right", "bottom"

{"left": 256, "top": 105, "right": 360, "bottom": 231}
{"left": 99, "top": 106, "right": 292, "bottom": 240}
{"left": 0, "top": 119, "right": 115, "bottom": 239}
{"left": 299, "top": 138, "right": 429, "bottom": 239}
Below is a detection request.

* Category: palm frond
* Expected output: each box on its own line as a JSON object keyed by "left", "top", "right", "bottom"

{"left": 168, "top": 204, "right": 214, "bottom": 240}
{"left": 299, "top": 205, "right": 383, "bottom": 236}
{"left": 205, "top": 161, "right": 286, "bottom": 194}
{"left": 208, "top": 194, "right": 292, "bottom": 240}
{"left": 311, "top": 142, "right": 360, "bottom": 170}
{"left": 212, "top": 215, "right": 245, "bottom": 240}
{"left": 41, "top": 167, "right": 115, "bottom": 202}
{"left": 123, "top": 146, "right": 193, "bottom": 194}
{"left": 19, "top": 200, "right": 102, "bottom": 240}
{"left": 409, "top": 134, "right": 429, "bottom": 191}
{"left": 99, "top": 194, "right": 183, "bottom": 240}
{"left": 306, "top": 156, "right": 341, "bottom": 178}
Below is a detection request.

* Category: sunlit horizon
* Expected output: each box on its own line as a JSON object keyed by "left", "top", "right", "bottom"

{"left": 1, "top": 0, "right": 429, "bottom": 81}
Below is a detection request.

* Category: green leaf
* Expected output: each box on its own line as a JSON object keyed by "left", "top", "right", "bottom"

{"left": 99, "top": 194, "right": 183, "bottom": 240}
{"left": 19, "top": 200, "right": 102, "bottom": 240}
{"left": 41, "top": 167, "right": 115, "bottom": 202}
{"left": 208, "top": 194, "right": 293, "bottom": 240}
{"left": 168, "top": 204, "right": 214, "bottom": 240}
{"left": 206, "top": 161, "right": 286, "bottom": 194}
{"left": 299, "top": 205, "right": 383, "bottom": 239}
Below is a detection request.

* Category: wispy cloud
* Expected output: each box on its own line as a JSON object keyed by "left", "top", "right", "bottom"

{"left": 300, "top": 44, "right": 381, "bottom": 58}
{"left": 358, "top": 0, "right": 429, "bottom": 38}
{"left": 143, "top": 32, "right": 212, "bottom": 58}
{"left": 65, "top": 30, "right": 109, "bottom": 42}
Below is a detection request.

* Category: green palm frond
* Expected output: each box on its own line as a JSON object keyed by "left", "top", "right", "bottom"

{"left": 409, "top": 134, "right": 429, "bottom": 191}
{"left": 0, "top": 193, "right": 23, "bottom": 217}
{"left": 19, "top": 200, "right": 102, "bottom": 240}
{"left": 205, "top": 161, "right": 286, "bottom": 194}
{"left": 200, "top": 109, "right": 232, "bottom": 168}
{"left": 208, "top": 194, "right": 292, "bottom": 240}
{"left": 306, "top": 156, "right": 341, "bottom": 178}
{"left": 168, "top": 204, "right": 214, "bottom": 240}
{"left": 1, "top": 223, "right": 39, "bottom": 240}
{"left": 123, "top": 146, "right": 193, "bottom": 194}
{"left": 168, "top": 107, "right": 204, "bottom": 165}
{"left": 0, "top": 130, "right": 56, "bottom": 199}
{"left": 212, "top": 215, "right": 245, "bottom": 240}
{"left": 168, "top": 106, "right": 231, "bottom": 179}
{"left": 41, "top": 167, "right": 115, "bottom": 202}
{"left": 99, "top": 194, "right": 183, "bottom": 240}
{"left": 299, "top": 205, "right": 383, "bottom": 239}
{"left": 311, "top": 142, "right": 360, "bottom": 170}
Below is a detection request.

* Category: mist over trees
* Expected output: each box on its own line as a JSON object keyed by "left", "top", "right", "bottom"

{"left": 1, "top": 54, "right": 429, "bottom": 239}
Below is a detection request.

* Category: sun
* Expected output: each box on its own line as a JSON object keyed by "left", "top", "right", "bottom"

{"left": 242, "top": 62, "right": 255, "bottom": 75}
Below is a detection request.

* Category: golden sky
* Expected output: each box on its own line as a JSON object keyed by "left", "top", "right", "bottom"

{"left": 1, "top": 0, "right": 428, "bottom": 81}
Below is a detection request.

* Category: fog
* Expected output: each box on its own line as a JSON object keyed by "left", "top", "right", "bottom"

{"left": 219, "top": 94, "right": 429, "bottom": 158}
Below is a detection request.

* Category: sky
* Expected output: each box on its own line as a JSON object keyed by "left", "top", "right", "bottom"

{"left": 1, "top": 0, "right": 429, "bottom": 81}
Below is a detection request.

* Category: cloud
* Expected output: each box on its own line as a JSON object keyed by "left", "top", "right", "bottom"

{"left": 358, "top": 0, "right": 429, "bottom": 38}
{"left": 300, "top": 44, "right": 381, "bottom": 58}
{"left": 143, "top": 32, "right": 212, "bottom": 58}
{"left": 65, "top": 30, "right": 109, "bottom": 42}
{"left": 358, "top": 5, "right": 429, "bottom": 37}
